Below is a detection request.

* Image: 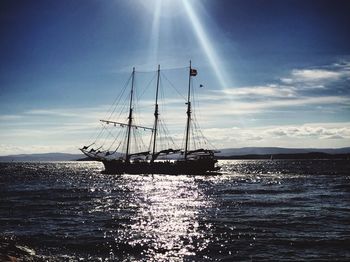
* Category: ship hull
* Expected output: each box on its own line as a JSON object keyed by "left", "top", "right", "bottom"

{"left": 101, "top": 158, "right": 220, "bottom": 175}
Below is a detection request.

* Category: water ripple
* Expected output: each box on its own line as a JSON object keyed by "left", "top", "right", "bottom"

{"left": 0, "top": 160, "right": 350, "bottom": 261}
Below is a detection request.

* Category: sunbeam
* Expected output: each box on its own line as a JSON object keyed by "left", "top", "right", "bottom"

{"left": 148, "top": 0, "right": 162, "bottom": 63}
{"left": 182, "top": 0, "right": 230, "bottom": 88}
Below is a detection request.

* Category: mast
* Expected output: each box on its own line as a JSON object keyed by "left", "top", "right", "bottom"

{"left": 151, "top": 65, "right": 160, "bottom": 162}
{"left": 184, "top": 61, "right": 192, "bottom": 160}
{"left": 125, "top": 67, "right": 135, "bottom": 163}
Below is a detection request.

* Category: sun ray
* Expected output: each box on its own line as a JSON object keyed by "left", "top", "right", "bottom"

{"left": 148, "top": 0, "right": 162, "bottom": 63}
{"left": 182, "top": 0, "right": 230, "bottom": 88}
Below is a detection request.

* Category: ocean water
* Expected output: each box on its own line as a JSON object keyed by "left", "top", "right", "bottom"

{"left": 0, "top": 160, "right": 349, "bottom": 261}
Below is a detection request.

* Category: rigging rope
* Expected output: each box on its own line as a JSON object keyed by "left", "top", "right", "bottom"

{"left": 161, "top": 72, "right": 186, "bottom": 101}
{"left": 137, "top": 72, "right": 157, "bottom": 100}
{"left": 105, "top": 73, "right": 132, "bottom": 121}
{"left": 134, "top": 66, "right": 187, "bottom": 73}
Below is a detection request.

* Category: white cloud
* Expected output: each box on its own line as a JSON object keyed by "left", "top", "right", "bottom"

{"left": 291, "top": 69, "right": 342, "bottom": 81}
{"left": 201, "top": 122, "right": 350, "bottom": 148}
{"left": 26, "top": 109, "right": 78, "bottom": 117}
{"left": 280, "top": 78, "right": 293, "bottom": 84}
{"left": 195, "top": 95, "right": 350, "bottom": 116}
{"left": 0, "top": 114, "right": 22, "bottom": 121}
{"left": 280, "top": 62, "right": 350, "bottom": 87}
{"left": 216, "top": 84, "right": 296, "bottom": 98}
{"left": 266, "top": 125, "right": 350, "bottom": 139}
{"left": 25, "top": 106, "right": 109, "bottom": 119}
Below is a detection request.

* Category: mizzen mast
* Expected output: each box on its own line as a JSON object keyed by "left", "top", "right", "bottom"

{"left": 184, "top": 61, "right": 192, "bottom": 160}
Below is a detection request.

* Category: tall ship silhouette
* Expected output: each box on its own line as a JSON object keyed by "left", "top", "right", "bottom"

{"left": 80, "top": 62, "right": 220, "bottom": 174}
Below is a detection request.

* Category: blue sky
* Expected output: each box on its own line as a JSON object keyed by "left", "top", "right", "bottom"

{"left": 1, "top": 0, "right": 350, "bottom": 155}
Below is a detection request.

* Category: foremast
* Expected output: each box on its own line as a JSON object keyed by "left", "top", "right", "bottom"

{"left": 125, "top": 67, "right": 135, "bottom": 163}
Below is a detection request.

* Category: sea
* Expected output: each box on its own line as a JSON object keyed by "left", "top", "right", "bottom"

{"left": 0, "top": 160, "right": 349, "bottom": 261}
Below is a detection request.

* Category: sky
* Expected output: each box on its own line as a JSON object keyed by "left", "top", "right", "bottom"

{"left": 1, "top": 0, "right": 350, "bottom": 155}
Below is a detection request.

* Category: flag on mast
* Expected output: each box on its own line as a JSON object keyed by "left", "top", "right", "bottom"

{"left": 190, "top": 68, "right": 197, "bottom": 76}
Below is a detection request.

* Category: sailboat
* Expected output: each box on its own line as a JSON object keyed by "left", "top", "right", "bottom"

{"left": 80, "top": 62, "right": 220, "bottom": 174}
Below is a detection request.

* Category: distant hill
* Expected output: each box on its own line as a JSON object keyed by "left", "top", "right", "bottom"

{"left": 216, "top": 147, "right": 350, "bottom": 159}
{"left": 216, "top": 147, "right": 350, "bottom": 157}
{"left": 0, "top": 147, "right": 349, "bottom": 162}
{"left": 0, "top": 153, "right": 84, "bottom": 162}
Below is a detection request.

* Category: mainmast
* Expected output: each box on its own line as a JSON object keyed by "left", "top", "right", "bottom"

{"left": 125, "top": 67, "right": 135, "bottom": 163}
{"left": 184, "top": 61, "right": 192, "bottom": 160}
{"left": 151, "top": 65, "right": 161, "bottom": 162}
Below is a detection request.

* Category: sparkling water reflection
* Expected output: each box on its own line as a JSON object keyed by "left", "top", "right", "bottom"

{"left": 0, "top": 160, "right": 350, "bottom": 261}
{"left": 125, "top": 176, "right": 211, "bottom": 260}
